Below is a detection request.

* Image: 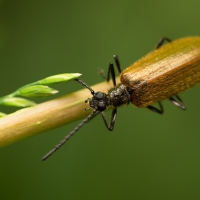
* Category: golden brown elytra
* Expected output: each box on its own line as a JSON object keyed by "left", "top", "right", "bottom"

{"left": 121, "top": 37, "right": 200, "bottom": 107}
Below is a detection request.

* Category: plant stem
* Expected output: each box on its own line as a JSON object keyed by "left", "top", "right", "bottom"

{"left": 0, "top": 79, "right": 118, "bottom": 148}
{"left": 0, "top": 81, "right": 38, "bottom": 103}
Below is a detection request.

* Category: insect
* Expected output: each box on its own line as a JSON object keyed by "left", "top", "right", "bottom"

{"left": 42, "top": 37, "right": 200, "bottom": 160}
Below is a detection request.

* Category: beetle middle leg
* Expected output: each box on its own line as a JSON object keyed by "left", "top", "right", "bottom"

{"left": 147, "top": 101, "right": 164, "bottom": 114}
{"left": 101, "top": 108, "right": 117, "bottom": 131}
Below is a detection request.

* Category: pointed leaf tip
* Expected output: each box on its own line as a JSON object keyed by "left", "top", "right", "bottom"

{"left": 38, "top": 73, "right": 82, "bottom": 85}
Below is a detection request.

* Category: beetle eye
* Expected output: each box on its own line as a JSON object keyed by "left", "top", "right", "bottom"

{"left": 94, "top": 92, "right": 104, "bottom": 100}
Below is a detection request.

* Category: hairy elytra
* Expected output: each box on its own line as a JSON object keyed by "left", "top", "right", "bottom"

{"left": 120, "top": 37, "right": 200, "bottom": 107}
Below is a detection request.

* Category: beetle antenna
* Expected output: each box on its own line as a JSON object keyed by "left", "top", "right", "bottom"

{"left": 42, "top": 109, "right": 100, "bottom": 161}
{"left": 75, "top": 78, "right": 95, "bottom": 95}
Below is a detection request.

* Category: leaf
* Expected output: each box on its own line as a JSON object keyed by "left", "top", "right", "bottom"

{"left": 37, "top": 73, "right": 82, "bottom": 85}
{"left": 1, "top": 97, "right": 36, "bottom": 107}
{"left": 18, "top": 85, "right": 58, "bottom": 97}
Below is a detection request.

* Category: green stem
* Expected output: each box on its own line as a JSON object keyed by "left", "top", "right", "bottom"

{"left": 0, "top": 81, "right": 39, "bottom": 103}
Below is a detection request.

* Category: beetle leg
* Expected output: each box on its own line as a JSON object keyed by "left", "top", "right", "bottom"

{"left": 147, "top": 101, "right": 163, "bottom": 114}
{"left": 156, "top": 37, "right": 171, "bottom": 49}
{"left": 101, "top": 108, "right": 117, "bottom": 131}
{"left": 107, "top": 62, "right": 117, "bottom": 86}
{"left": 106, "top": 55, "right": 122, "bottom": 86}
{"left": 169, "top": 95, "right": 186, "bottom": 110}
{"left": 98, "top": 67, "right": 107, "bottom": 80}
{"left": 113, "top": 55, "right": 122, "bottom": 73}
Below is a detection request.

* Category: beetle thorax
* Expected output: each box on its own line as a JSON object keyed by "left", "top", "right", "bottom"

{"left": 89, "top": 84, "right": 131, "bottom": 111}
{"left": 108, "top": 83, "right": 131, "bottom": 107}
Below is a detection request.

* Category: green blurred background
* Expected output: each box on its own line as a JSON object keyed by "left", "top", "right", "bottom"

{"left": 1, "top": 0, "right": 200, "bottom": 199}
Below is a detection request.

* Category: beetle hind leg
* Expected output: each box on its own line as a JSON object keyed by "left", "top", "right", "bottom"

{"left": 169, "top": 95, "right": 186, "bottom": 110}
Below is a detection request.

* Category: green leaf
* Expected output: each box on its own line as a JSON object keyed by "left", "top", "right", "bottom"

{"left": 37, "top": 73, "right": 82, "bottom": 85}
{"left": 1, "top": 97, "right": 36, "bottom": 107}
{"left": 18, "top": 85, "right": 58, "bottom": 97}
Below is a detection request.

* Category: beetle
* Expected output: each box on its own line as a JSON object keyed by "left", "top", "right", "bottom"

{"left": 42, "top": 37, "right": 200, "bottom": 160}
